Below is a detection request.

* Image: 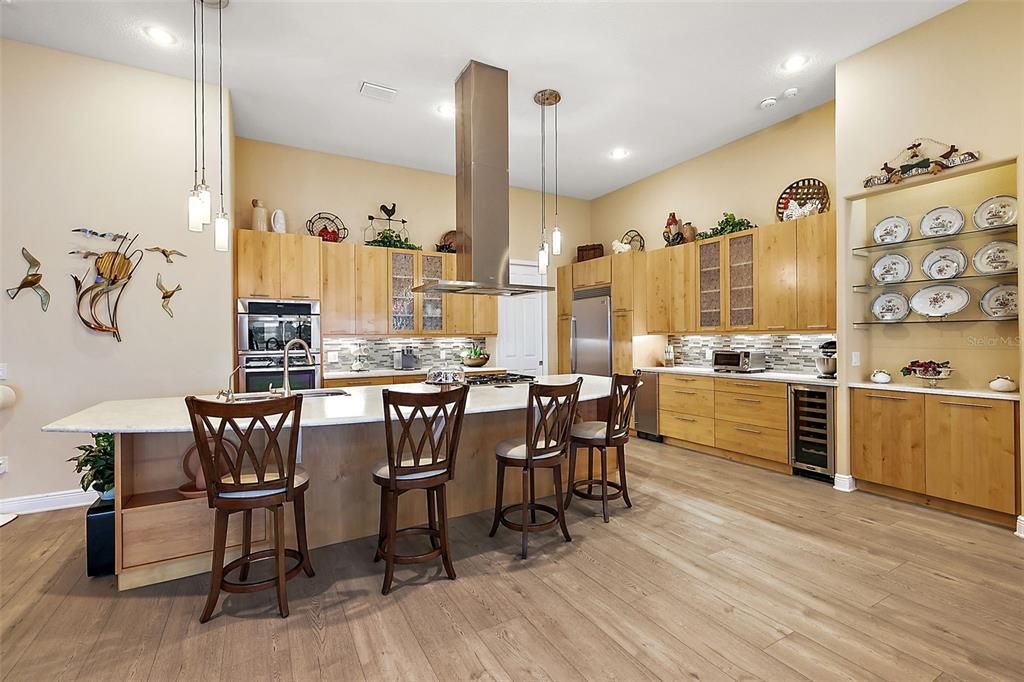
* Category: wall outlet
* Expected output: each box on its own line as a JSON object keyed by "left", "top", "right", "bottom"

{"left": 0, "top": 457, "right": 8, "bottom": 475}
{"left": 326, "top": 351, "right": 339, "bottom": 363}
{"left": 851, "top": 351, "right": 861, "bottom": 367}
{"left": 705, "top": 349, "right": 713, "bottom": 361}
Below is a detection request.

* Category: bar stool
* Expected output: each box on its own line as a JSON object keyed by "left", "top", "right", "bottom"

{"left": 489, "top": 378, "right": 582, "bottom": 559}
{"left": 372, "top": 385, "right": 469, "bottom": 595}
{"left": 565, "top": 373, "right": 641, "bottom": 522}
{"left": 185, "top": 394, "right": 314, "bottom": 623}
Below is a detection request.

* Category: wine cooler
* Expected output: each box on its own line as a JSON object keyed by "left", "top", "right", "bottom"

{"left": 789, "top": 384, "right": 835, "bottom": 477}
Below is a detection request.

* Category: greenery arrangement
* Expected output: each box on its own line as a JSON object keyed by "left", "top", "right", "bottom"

{"left": 462, "top": 345, "right": 489, "bottom": 359}
{"left": 696, "top": 212, "right": 757, "bottom": 240}
{"left": 365, "top": 228, "right": 422, "bottom": 250}
{"left": 68, "top": 432, "right": 115, "bottom": 496}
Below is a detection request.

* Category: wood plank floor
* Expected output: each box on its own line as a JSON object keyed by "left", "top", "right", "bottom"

{"left": 3, "top": 439, "right": 1024, "bottom": 681}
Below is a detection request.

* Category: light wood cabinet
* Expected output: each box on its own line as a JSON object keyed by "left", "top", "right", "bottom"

{"left": 447, "top": 256, "right": 475, "bottom": 335}
{"left": 714, "top": 392, "right": 787, "bottom": 430}
{"left": 660, "top": 412, "right": 715, "bottom": 447}
{"left": 354, "top": 245, "right": 389, "bottom": 335}
{"left": 572, "top": 256, "right": 611, "bottom": 289}
{"left": 418, "top": 253, "right": 447, "bottom": 334}
{"left": 321, "top": 242, "right": 355, "bottom": 334}
{"left": 696, "top": 239, "right": 724, "bottom": 331}
{"left": 724, "top": 232, "right": 756, "bottom": 330}
{"left": 557, "top": 316, "right": 572, "bottom": 373}
{"left": 473, "top": 295, "right": 498, "bottom": 336}
{"left": 235, "top": 230, "right": 282, "bottom": 298}
{"left": 386, "top": 249, "right": 452, "bottom": 335}
{"left": 611, "top": 253, "right": 634, "bottom": 311}
{"left": 557, "top": 265, "right": 573, "bottom": 318}
{"left": 645, "top": 248, "right": 673, "bottom": 334}
{"left": 612, "top": 310, "right": 633, "bottom": 375}
{"left": 715, "top": 421, "right": 788, "bottom": 463}
{"left": 279, "top": 233, "right": 321, "bottom": 299}
{"left": 756, "top": 220, "right": 798, "bottom": 331}
{"left": 796, "top": 211, "right": 837, "bottom": 331}
{"left": 670, "top": 243, "right": 696, "bottom": 333}
{"left": 851, "top": 389, "right": 926, "bottom": 493}
{"left": 659, "top": 385, "right": 715, "bottom": 418}
{"left": 924, "top": 396, "right": 1017, "bottom": 513}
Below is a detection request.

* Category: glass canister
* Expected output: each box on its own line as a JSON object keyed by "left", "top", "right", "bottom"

{"left": 425, "top": 350, "right": 466, "bottom": 387}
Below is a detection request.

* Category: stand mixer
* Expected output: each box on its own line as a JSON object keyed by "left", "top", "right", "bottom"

{"left": 814, "top": 340, "right": 837, "bottom": 379}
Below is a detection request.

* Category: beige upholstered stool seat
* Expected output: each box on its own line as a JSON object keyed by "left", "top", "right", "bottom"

{"left": 495, "top": 437, "right": 560, "bottom": 461}
{"left": 219, "top": 466, "right": 309, "bottom": 499}
{"left": 372, "top": 461, "right": 447, "bottom": 483}
{"left": 569, "top": 421, "right": 607, "bottom": 442}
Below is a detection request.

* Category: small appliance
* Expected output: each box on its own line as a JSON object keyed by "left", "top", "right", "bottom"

{"left": 393, "top": 349, "right": 403, "bottom": 370}
{"left": 814, "top": 340, "right": 838, "bottom": 379}
{"left": 401, "top": 348, "right": 419, "bottom": 370}
{"left": 712, "top": 350, "right": 767, "bottom": 373}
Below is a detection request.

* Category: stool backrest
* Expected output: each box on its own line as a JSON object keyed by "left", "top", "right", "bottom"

{"left": 185, "top": 394, "right": 303, "bottom": 506}
{"left": 525, "top": 377, "right": 583, "bottom": 463}
{"left": 382, "top": 385, "right": 468, "bottom": 483}
{"left": 605, "top": 373, "right": 642, "bottom": 444}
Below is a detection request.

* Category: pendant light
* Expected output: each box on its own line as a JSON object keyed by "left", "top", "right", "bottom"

{"left": 551, "top": 99, "right": 562, "bottom": 256}
{"left": 534, "top": 88, "right": 561, "bottom": 274}
{"left": 188, "top": 0, "right": 211, "bottom": 230}
{"left": 213, "top": 0, "right": 229, "bottom": 252}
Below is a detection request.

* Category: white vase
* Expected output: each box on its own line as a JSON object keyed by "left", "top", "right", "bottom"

{"left": 99, "top": 488, "right": 115, "bottom": 501}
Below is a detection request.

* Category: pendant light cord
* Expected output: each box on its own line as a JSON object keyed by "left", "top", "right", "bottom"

{"left": 192, "top": 0, "right": 198, "bottom": 187}
{"left": 199, "top": 0, "right": 206, "bottom": 186}
{"left": 554, "top": 101, "right": 558, "bottom": 221}
{"left": 540, "top": 100, "right": 546, "bottom": 244}
{"left": 218, "top": 0, "right": 224, "bottom": 210}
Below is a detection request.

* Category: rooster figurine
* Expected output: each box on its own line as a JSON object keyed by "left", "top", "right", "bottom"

{"left": 7, "top": 248, "right": 50, "bottom": 312}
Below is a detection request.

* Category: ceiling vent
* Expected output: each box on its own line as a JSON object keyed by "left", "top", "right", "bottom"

{"left": 359, "top": 81, "right": 398, "bottom": 103}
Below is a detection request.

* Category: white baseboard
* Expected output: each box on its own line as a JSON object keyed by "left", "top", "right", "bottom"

{"left": 833, "top": 474, "right": 857, "bottom": 493}
{"left": 1015, "top": 516, "right": 1024, "bottom": 541}
{"left": 0, "top": 488, "right": 98, "bottom": 515}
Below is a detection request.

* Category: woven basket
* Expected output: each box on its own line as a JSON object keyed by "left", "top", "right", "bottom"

{"left": 577, "top": 243, "right": 604, "bottom": 262}
{"left": 776, "top": 178, "right": 830, "bottom": 221}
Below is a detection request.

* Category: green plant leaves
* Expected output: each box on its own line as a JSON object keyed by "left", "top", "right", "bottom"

{"left": 68, "top": 432, "right": 115, "bottom": 494}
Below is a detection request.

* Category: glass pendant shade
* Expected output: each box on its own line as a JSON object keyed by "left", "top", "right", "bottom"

{"left": 214, "top": 211, "right": 230, "bottom": 252}
{"left": 187, "top": 189, "right": 205, "bottom": 232}
{"left": 551, "top": 225, "right": 562, "bottom": 256}
{"left": 538, "top": 241, "right": 549, "bottom": 274}
{"left": 197, "top": 184, "right": 212, "bottom": 225}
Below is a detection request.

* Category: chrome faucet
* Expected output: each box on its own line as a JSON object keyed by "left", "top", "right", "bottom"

{"left": 282, "top": 339, "right": 313, "bottom": 397}
{"left": 217, "top": 366, "right": 241, "bottom": 403}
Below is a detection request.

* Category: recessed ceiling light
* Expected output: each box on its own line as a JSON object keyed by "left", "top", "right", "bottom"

{"left": 783, "top": 87, "right": 799, "bottom": 99}
{"left": 142, "top": 25, "right": 177, "bottom": 47}
{"left": 759, "top": 97, "right": 777, "bottom": 110}
{"left": 609, "top": 147, "right": 630, "bottom": 160}
{"left": 435, "top": 102, "right": 456, "bottom": 118}
{"left": 781, "top": 54, "right": 810, "bottom": 73}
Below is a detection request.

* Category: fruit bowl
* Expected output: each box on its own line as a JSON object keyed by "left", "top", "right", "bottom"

{"left": 910, "top": 367, "right": 955, "bottom": 387}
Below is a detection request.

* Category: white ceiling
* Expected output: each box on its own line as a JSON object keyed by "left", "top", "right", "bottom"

{"left": 1, "top": 1, "right": 961, "bottom": 199}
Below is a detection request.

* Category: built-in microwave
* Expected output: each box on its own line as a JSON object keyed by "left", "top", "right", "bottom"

{"left": 237, "top": 298, "right": 320, "bottom": 354}
{"left": 712, "top": 350, "right": 767, "bottom": 373}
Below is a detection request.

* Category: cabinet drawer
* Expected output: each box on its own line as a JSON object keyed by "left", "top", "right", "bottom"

{"left": 715, "top": 421, "right": 788, "bottom": 463}
{"left": 659, "top": 411, "right": 715, "bottom": 447}
{"left": 715, "top": 393, "right": 787, "bottom": 429}
{"left": 658, "top": 385, "right": 714, "bottom": 418}
{"left": 714, "top": 377, "right": 788, "bottom": 398}
{"left": 660, "top": 373, "right": 715, "bottom": 392}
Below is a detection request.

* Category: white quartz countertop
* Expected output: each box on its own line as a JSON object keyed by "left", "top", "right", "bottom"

{"left": 847, "top": 382, "right": 1019, "bottom": 402}
{"left": 42, "top": 374, "right": 611, "bottom": 434}
{"left": 636, "top": 366, "right": 837, "bottom": 387}
{"left": 323, "top": 366, "right": 507, "bottom": 380}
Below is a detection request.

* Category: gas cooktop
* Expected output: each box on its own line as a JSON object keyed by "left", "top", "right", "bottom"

{"left": 464, "top": 372, "right": 536, "bottom": 386}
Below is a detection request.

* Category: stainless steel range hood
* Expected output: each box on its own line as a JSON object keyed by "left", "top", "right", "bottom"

{"left": 412, "top": 60, "right": 553, "bottom": 297}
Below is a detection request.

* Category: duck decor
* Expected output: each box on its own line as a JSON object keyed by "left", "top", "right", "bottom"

{"left": 6, "top": 248, "right": 50, "bottom": 312}
{"left": 156, "top": 273, "right": 182, "bottom": 318}
{"left": 863, "top": 138, "right": 980, "bottom": 189}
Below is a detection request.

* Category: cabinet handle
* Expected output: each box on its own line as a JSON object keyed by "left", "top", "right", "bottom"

{"left": 938, "top": 400, "right": 992, "bottom": 409}
{"left": 735, "top": 427, "right": 762, "bottom": 434}
{"left": 674, "top": 416, "right": 697, "bottom": 422}
{"left": 673, "top": 377, "right": 696, "bottom": 382}
{"left": 673, "top": 390, "right": 697, "bottom": 395}
{"left": 735, "top": 397, "right": 761, "bottom": 404}
{"left": 807, "top": 324, "right": 829, "bottom": 329}
{"left": 866, "top": 393, "right": 906, "bottom": 401}
{"left": 766, "top": 325, "right": 785, "bottom": 330}
{"left": 730, "top": 382, "right": 759, "bottom": 388}
{"left": 291, "top": 295, "right": 310, "bottom": 299}
{"left": 247, "top": 293, "right": 271, "bottom": 298}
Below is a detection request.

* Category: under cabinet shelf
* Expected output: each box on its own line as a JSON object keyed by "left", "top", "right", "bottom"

{"left": 852, "top": 271, "right": 1018, "bottom": 292}
{"left": 851, "top": 224, "right": 1017, "bottom": 256}
{"left": 853, "top": 317, "right": 1018, "bottom": 326}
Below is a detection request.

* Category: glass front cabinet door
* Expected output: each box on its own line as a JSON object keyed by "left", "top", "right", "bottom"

{"left": 697, "top": 239, "right": 724, "bottom": 331}
{"left": 388, "top": 250, "right": 416, "bottom": 334}
{"left": 419, "top": 253, "right": 446, "bottom": 334}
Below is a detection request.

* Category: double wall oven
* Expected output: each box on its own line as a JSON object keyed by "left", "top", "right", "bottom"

{"left": 236, "top": 298, "right": 321, "bottom": 393}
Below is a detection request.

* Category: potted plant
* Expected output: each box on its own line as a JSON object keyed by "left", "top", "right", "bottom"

{"left": 69, "top": 432, "right": 115, "bottom": 501}
{"left": 364, "top": 227, "right": 422, "bottom": 250}
{"left": 696, "top": 212, "right": 757, "bottom": 240}
{"left": 461, "top": 345, "right": 490, "bottom": 367}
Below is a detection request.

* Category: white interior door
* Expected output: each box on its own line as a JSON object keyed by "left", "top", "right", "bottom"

{"left": 496, "top": 262, "right": 547, "bottom": 375}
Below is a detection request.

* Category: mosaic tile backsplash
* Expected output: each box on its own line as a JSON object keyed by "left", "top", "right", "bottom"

{"left": 668, "top": 334, "right": 837, "bottom": 373}
{"left": 323, "top": 336, "right": 487, "bottom": 372}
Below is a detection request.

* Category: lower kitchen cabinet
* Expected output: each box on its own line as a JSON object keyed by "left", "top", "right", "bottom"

{"left": 850, "top": 389, "right": 926, "bottom": 493}
{"left": 557, "top": 316, "right": 572, "bottom": 373}
{"left": 924, "top": 395, "right": 1017, "bottom": 513}
{"left": 714, "top": 391, "right": 787, "bottom": 430}
{"left": 714, "top": 421, "right": 788, "bottom": 463}
{"left": 660, "top": 412, "right": 715, "bottom": 447}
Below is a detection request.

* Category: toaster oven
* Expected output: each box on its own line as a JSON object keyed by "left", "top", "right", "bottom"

{"left": 712, "top": 350, "right": 767, "bottom": 373}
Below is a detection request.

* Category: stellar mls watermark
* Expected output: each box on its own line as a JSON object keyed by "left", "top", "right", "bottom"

{"left": 966, "top": 335, "right": 1020, "bottom": 347}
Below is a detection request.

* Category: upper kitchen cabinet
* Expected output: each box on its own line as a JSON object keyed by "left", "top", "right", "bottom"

{"left": 354, "top": 245, "right": 389, "bottom": 335}
{"left": 473, "top": 295, "right": 499, "bottom": 336}
{"left": 236, "top": 230, "right": 282, "bottom": 298}
{"left": 796, "top": 211, "right": 837, "bottom": 331}
{"left": 446, "top": 256, "right": 474, "bottom": 335}
{"left": 755, "top": 220, "right": 798, "bottom": 331}
{"left": 645, "top": 247, "right": 673, "bottom": 334}
{"left": 611, "top": 251, "right": 648, "bottom": 334}
{"left": 280, "top": 233, "right": 322, "bottom": 299}
{"left": 696, "top": 238, "right": 724, "bottom": 331}
{"left": 557, "top": 264, "right": 572, "bottom": 318}
{"left": 724, "top": 232, "right": 756, "bottom": 330}
{"left": 419, "top": 252, "right": 447, "bottom": 334}
{"left": 669, "top": 243, "right": 696, "bottom": 333}
{"left": 321, "top": 241, "right": 355, "bottom": 335}
{"left": 572, "top": 255, "right": 611, "bottom": 289}
{"left": 388, "top": 249, "right": 417, "bottom": 334}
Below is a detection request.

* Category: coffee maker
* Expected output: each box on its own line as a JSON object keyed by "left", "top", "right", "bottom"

{"left": 815, "top": 340, "right": 837, "bottom": 379}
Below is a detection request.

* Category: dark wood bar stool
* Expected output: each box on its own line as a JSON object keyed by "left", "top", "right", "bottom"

{"left": 372, "top": 385, "right": 468, "bottom": 595}
{"left": 489, "top": 378, "right": 582, "bottom": 559}
{"left": 565, "top": 373, "right": 641, "bottom": 522}
{"left": 185, "top": 394, "right": 314, "bottom": 623}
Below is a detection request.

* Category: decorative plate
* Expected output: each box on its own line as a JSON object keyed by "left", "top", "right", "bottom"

{"left": 919, "top": 206, "right": 964, "bottom": 237}
{"left": 909, "top": 284, "right": 970, "bottom": 317}
{"left": 972, "top": 240, "right": 1017, "bottom": 274}
{"left": 870, "top": 292, "right": 910, "bottom": 322}
{"left": 921, "top": 247, "right": 967, "bottom": 280}
{"left": 973, "top": 195, "right": 1017, "bottom": 229}
{"left": 980, "top": 284, "right": 1018, "bottom": 319}
{"left": 871, "top": 254, "right": 912, "bottom": 283}
{"left": 872, "top": 216, "right": 911, "bottom": 244}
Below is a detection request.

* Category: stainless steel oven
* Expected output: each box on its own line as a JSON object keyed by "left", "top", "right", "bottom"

{"left": 239, "top": 352, "right": 321, "bottom": 393}
{"left": 237, "top": 298, "right": 320, "bottom": 354}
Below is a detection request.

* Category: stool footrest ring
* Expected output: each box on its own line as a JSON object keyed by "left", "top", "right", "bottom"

{"left": 222, "top": 548, "right": 305, "bottom": 593}
{"left": 377, "top": 525, "right": 444, "bottom": 565}
{"left": 498, "top": 502, "right": 560, "bottom": 533}
{"left": 571, "top": 478, "right": 623, "bottom": 501}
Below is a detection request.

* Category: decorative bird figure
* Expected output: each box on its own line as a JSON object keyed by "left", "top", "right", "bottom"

{"left": 68, "top": 250, "right": 102, "bottom": 259}
{"left": 71, "top": 227, "right": 128, "bottom": 241}
{"left": 940, "top": 144, "right": 959, "bottom": 160}
{"left": 380, "top": 203, "right": 397, "bottom": 218}
{"left": 881, "top": 162, "right": 897, "bottom": 175}
{"left": 156, "top": 273, "right": 182, "bottom": 318}
{"left": 7, "top": 248, "right": 50, "bottom": 311}
{"left": 905, "top": 142, "right": 923, "bottom": 159}
{"left": 145, "top": 247, "right": 188, "bottom": 263}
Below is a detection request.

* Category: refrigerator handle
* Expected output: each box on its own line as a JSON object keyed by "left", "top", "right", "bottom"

{"left": 570, "top": 316, "right": 577, "bottom": 373}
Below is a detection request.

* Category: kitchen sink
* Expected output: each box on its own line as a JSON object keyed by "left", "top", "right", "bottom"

{"left": 230, "top": 388, "right": 350, "bottom": 402}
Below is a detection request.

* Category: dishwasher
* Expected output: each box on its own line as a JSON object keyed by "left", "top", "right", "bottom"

{"left": 634, "top": 370, "right": 662, "bottom": 441}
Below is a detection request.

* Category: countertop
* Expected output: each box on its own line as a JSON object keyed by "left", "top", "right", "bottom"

{"left": 635, "top": 366, "right": 837, "bottom": 387}
{"left": 42, "top": 374, "right": 611, "bottom": 434}
{"left": 323, "top": 366, "right": 507, "bottom": 380}
{"left": 847, "top": 382, "right": 1019, "bottom": 402}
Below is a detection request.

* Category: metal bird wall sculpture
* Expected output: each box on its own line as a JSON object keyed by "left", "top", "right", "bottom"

{"left": 155, "top": 273, "right": 182, "bottom": 318}
{"left": 71, "top": 233, "right": 143, "bottom": 342}
{"left": 145, "top": 247, "right": 188, "bottom": 263}
{"left": 6, "top": 248, "right": 50, "bottom": 312}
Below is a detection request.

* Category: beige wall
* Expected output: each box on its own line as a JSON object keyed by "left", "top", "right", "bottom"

{"left": 590, "top": 102, "right": 836, "bottom": 248}
{"left": 0, "top": 41, "right": 234, "bottom": 500}
{"left": 234, "top": 138, "right": 592, "bottom": 371}
{"left": 833, "top": 0, "right": 1023, "bottom": 479}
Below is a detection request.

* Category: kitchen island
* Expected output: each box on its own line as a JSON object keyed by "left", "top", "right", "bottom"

{"left": 44, "top": 374, "right": 611, "bottom": 589}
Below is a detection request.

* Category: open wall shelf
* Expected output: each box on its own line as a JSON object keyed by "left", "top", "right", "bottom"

{"left": 851, "top": 224, "right": 1017, "bottom": 256}
{"left": 852, "top": 271, "right": 1017, "bottom": 292}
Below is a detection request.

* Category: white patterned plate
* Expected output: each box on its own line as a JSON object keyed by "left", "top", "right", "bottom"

{"left": 921, "top": 247, "right": 967, "bottom": 280}
{"left": 870, "top": 292, "right": 909, "bottom": 322}
{"left": 872, "top": 216, "right": 911, "bottom": 244}
{"left": 980, "top": 284, "right": 1017, "bottom": 319}
{"left": 973, "top": 195, "right": 1017, "bottom": 229}
{"left": 972, "top": 241, "right": 1017, "bottom": 274}
{"left": 871, "top": 254, "right": 912, "bottom": 283}
{"left": 920, "top": 206, "right": 964, "bottom": 237}
{"left": 909, "top": 284, "right": 970, "bottom": 317}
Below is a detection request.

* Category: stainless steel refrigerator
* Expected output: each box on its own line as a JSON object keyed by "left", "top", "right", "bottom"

{"left": 571, "top": 288, "right": 611, "bottom": 376}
